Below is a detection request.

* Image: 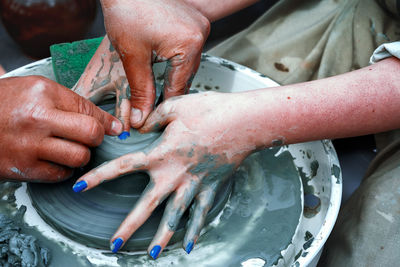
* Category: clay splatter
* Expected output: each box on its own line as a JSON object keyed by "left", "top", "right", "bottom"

{"left": 331, "top": 164, "right": 341, "bottom": 184}
{"left": 274, "top": 62, "right": 289, "bottom": 72}
{"left": 0, "top": 206, "right": 50, "bottom": 266}
{"left": 310, "top": 160, "right": 319, "bottom": 178}
{"left": 303, "top": 194, "right": 321, "bottom": 218}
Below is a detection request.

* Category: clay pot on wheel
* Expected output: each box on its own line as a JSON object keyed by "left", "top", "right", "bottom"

{"left": 0, "top": 0, "right": 97, "bottom": 58}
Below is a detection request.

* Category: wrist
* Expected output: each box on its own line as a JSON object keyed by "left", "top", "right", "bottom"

{"left": 219, "top": 91, "right": 274, "bottom": 153}
{"left": 232, "top": 89, "right": 292, "bottom": 151}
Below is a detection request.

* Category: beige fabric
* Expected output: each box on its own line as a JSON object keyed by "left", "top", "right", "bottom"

{"left": 208, "top": 0, "right": 400, "bottom": 85}
{"left": 322, "top": 147, "right": 400, "bottom": 266}
{"left": 208, "top": 0, "right": 400, "bottom": 266}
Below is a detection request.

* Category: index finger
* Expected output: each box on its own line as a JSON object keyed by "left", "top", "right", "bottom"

{"left": 72, "top": 152, "right": 149, "bottom": 192}
{"left": 55, "top": 85, "right": 123, "bottom": 136}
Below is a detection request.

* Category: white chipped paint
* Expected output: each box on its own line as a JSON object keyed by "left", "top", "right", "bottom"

{"left": 376, "top": 210, "right": 394, "bottom": 223}
{"left": 241, "top": 258, "right": 266, "bottom": 267}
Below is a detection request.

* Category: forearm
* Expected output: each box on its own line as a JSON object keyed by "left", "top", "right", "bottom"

{"left": 235, "top": 57, "right": 400, "bottom": 149}
{"left": 100, "top": 0, "right": 258, "bottom": 22}
{"left": 183, "top": 0, "right": 259, "bottom": 22}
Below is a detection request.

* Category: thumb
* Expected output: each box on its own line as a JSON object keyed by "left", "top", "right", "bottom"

{"left": 139, "top": 101, "right": 175, "bottom": 133}
{"left": 121, "top": 53, "right": 156, "bottom": 128}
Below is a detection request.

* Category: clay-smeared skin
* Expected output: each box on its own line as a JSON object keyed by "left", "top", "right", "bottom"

{"left": 0, "top": 76, "right": 122, "bottom": 182}
{"left": 76, "top": 92, "right": 254, "bottom": 257}
{"left": 100, "top": 0, "right": 210, "bottom": 128}
{"left": 73, "top": 36, "right": 131, "bottom": 133}
{"left": 76, "top": 58, "right": 400, "bottom": 258}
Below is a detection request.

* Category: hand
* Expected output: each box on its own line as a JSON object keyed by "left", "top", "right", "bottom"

{"left": 73, "top": 91, "right": 257, "bottom": 258}
{"left": 0, "top": 76, "right": 123, "bottom": 182}
{"left": 100, "top": 0, "right": 210, "bottom": 128}
{"left": 73, "top": 36, "right": 132, "bottom": 138}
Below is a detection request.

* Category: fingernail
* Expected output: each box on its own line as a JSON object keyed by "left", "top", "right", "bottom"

{"left": 149, "top": 245, "right": 161, "bottom": 259}
{"left": 72, "top": 180, "right": 87, "bottom": 193}
{"left": 130, "top": 108, "right": 143, "bottom": 125}
{"left": 110, "top": 237, "right": 124, "bottom": 253}
{"left": 185, "top": 240, "right": 194, "bottom": 254}
{"left": 111, "top": 120, "right": 123, "bottom": 135}
{"left": 118, "top": 131, "right": 130, "bottom": 140}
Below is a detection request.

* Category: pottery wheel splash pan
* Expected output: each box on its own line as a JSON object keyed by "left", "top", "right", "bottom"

{"left": 27, "top": 117, "right": 232, "bottom": 251}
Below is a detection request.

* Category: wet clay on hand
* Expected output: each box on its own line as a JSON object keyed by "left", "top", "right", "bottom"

{"left": 100, "top": 0, "right": 210, "bottom": 127}
{"left": 72, "top": 36, "right": 131, "bottom": 138}
{"left": 28, "top": 114, "right": 232, "bottom": 251}
{"left": 74, "top": 91, "right": 264, "bottom": 258}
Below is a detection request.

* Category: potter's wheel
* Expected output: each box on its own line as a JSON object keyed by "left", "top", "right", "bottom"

{"left": 27, "top": 109, "right": 233, "bottom": 250}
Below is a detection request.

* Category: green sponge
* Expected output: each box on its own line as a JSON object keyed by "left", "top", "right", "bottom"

{"left": 50, "top": 37, "right": 104, "bottom": 88}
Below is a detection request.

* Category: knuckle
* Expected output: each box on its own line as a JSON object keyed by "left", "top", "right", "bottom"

{"left": 157, "top": 101, "right": 170, "bottom": 114}
{"left": 77, "top": 96, "right": 94, "bottom": 116}
{"left": 148, "top": 193, "right": 160, "bottom": 210}
{"left": 41, "top": 165, "right": 71, "bottom": 182}
{"left": 132, "top": 87, "right": 154, "bottom": 102}
{"left": 187, "top": 31, "right": 206, "bottom": 48}
{"left": 30, "top": 75, "right": 49, "bottom": 87}
{"left": 201, "top": 17, "right": 211, "bottom": 36}
{"left": 70, "top": 147, "right": 90, "bottom": 167}
{"left": 156, "top": 100, "right": 176, "bottom": 117}
{"left": 50, "top": 168, "right": 72, "bottom": 182}
{"left": 83, "top": 119, "right": 104, "bottom": 145}
{"left": 117, "top": 155, "right": 133, "bottom": 173}
{"left": 25, "top": 104, "right": 49, "bottom": 124}
{"left": 19, "top": 79, "right": 53, "bottom": 124}
{"left": 28, "top": 77, "right": 52, "bottom": 96}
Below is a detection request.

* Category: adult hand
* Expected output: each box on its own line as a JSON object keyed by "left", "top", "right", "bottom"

{"left": 0, "top": 76, "right": 123, "bottom": 182}
{"left": 100, "top": 0, "right": 210, "bottom": 128}
{"left": 73, "top": 91, "right": 257, "bottom": 258}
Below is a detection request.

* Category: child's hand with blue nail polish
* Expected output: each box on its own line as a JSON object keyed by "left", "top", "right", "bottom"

{"left": 73, "top": 91, "right": 261, "bottom": 257}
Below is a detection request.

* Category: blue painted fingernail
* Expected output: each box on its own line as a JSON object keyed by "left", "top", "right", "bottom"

{"left": 118, "top": 131, "right": 130, "bottom": 140}
{"left": 110, "top": 237, "right": 124, "bottom": 253}
{"left": 185, "top": 240, "right": 194, "bottom": 254}
{"left": 149, "top": 245, "right": 161, "bottom": 259}
{"left": 72, "top": 181, "right": 87, "bottom": 193}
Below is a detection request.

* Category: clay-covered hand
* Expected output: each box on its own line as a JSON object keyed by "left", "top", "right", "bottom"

{"left": 73, "top": 36, "right": 132, "bottom": 139}
{"left": 73, "top": 91, "right": 258, "bottom": 258}
{"left": 0, "top": 76, "right": 123, "bottom": 182}
{"left": 100, "top": 0, "right": 210, "bottom": 128}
